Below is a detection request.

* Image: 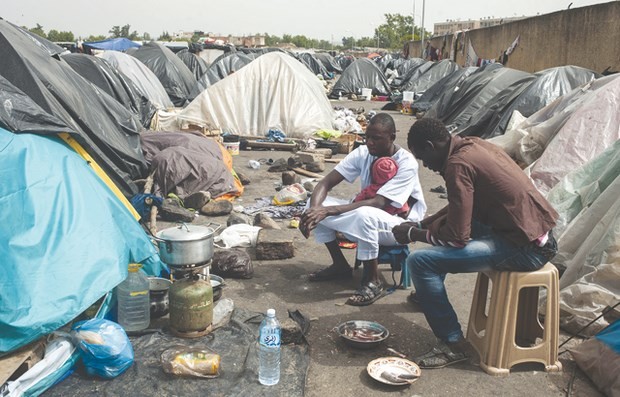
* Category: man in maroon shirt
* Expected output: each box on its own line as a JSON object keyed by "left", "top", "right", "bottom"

{"left": 393, "top": 118, "right": 558, "bottom": 369}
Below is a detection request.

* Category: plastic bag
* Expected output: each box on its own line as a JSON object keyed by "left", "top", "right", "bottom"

{"left": 71, "top": 319, "right": 134, "bottom": 379}
{"left": 212, "top": 249, "right": 253, "bottom": 279}
{"left": 214, "top": 224, "right": 262, "bottom": 248}
{"left": 273, "top": 183, "right": 307, "bottom": 206}
{"left": 161, "top": 346, "right": 221, "bottom": 378}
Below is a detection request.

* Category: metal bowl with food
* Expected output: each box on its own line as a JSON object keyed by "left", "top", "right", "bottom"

{"left": 336, "top": 320, "right": 389, "bottom": 349}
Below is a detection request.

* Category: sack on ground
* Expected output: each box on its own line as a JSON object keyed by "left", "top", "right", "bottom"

{"left": 212, "top": 249, "right": 253, "bottom": 279}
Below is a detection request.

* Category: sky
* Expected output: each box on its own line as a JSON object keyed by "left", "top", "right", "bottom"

{"left": 1, "top": 0, "right": 613, "bottom": 42}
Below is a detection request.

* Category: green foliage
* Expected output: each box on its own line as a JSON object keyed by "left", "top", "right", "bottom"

{"left": 158, "top": 31, "right": 172, "bottom": 41}
{"left": 108, "top": 24, "right": 139, "bottom": 40}
{"left": 86, "top": 35, "right": 106, "bottom": 42}
{"left": 190, "top": 32, "right": 202, "bottom": 43}
{"left": 372, "top": 13, "right": 431, "bottom": 50}
{"left": 28, "top": 23, "right": 47, "bottom": 39}
{"left": 143, "top": 32, "right": 152, "bottom": 41}
{"left": 47, "top": 30, "right": 75, "bottom": 42}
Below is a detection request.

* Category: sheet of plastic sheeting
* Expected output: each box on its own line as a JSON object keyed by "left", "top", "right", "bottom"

{"left": 390, "top": 61, "right": 432, "bottom": 89}
{"left": 413, "top": 66, "right": 478, "bottom": 113}
{"left": 44, "top": 308, "right": 309, "bottom": 397}
{"left": 178, "top": 52, "right": 334, "bottom": 138}
{"left": 398, "top": 60, "right": 460, "bottom": 94}
{"left": 176, "top": 49, "right": 209, "bottom": 81}
{"left": 456, "top": 72, "right": 536, "bottom": 138}
{"left": 394, "top": 57, "right": 426, "bottom": 77}
{"left": 83, "top": 37, "right": 141, "bottom": 52}
{"left": 297, "top": 53, "right": 331, "bottom": 79}
{"left": 0, "top": 128, "right": 164, "bottom": 355}
{"left": 197, "top": 52, "right": 258, "bottom": 90}
{"left": 0, "top": 75, "right": 69, "bottom": 134}
{"left": 525, "top": 75, "right": 620, "bottom": 194}
{"left": 98, "top": 50, "right": 174, "bottom": 110}
{"left": 140, "top": 131, "right": 241, "bottom": 198}
{"left": 0, "top": 21, "right": 146, "bottom": 198}
{"left": 131, "top": 42, "right": 201, "bottom": 107}
{"left": 329, "top": 58, "right": 391, "bottom": 99}
{"left": 544, "top": 141, "right": 620, "bottom": 334}
{"left": 62, "top": 53, "right": 157, "bottom": 128}
{"left": 315, "top": 52, "right": 342, "bottom": 74}
{"left": 490, "top": 66, "right": 600, "bottom": 137}
{"left": 335, "top": 54, "right": 355, "bottom": 72}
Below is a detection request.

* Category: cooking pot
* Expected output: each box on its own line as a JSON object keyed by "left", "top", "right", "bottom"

{"left": 154, "top": 223, "right": 220, "bottom": 266}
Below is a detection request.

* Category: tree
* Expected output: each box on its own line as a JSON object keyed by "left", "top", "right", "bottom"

{"left": 375, "top": 13, "right": 430, "bottom": 50}
{"left": 143, "top": 32, "right": 152, "bottom": 41}
{"left": 108, "top": 24, "right": 138, "bottom": 39}
{"left": 47, "top": 30, "right": 75, "bottom": 42}
{"left": 28, "top": 23, "right": 47, "bottom": 39}
{"left": 158, "top": 31, "right": 171, "bottom": 41}
{"left": 86, "top": 35, "right": 106, "bottom": 42}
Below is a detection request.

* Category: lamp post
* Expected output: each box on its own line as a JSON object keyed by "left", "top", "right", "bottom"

{"left": 420, "top": 0, "right": 426, "bottom": 58}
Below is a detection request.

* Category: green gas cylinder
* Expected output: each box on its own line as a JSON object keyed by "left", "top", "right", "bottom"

{"left": 169, "top": 273, "right": 213, "bottom": 338}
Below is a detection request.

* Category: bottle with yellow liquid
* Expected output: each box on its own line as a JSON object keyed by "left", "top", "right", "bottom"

{"left": 117, "top": 263, "right": 150, "bottom": 332}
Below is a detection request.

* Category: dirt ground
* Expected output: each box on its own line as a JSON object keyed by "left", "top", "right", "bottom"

{"left": 182, "top": 99, "right": 601, "bottom": 397}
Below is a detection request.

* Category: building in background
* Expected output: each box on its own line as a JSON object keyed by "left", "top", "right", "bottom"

{"left": 434, "top": 16, "right": 528, "bottom": 36}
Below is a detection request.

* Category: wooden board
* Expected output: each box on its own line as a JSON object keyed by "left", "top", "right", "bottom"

{"left": 0, "top": 339, "right": 46, "bottom": 385}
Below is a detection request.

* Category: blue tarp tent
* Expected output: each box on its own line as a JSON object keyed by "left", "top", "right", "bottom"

{"left": 83, "top": 38, "right": 141, "bottom": 52}
{"left": 0, "top": 127, "right": 164, "bottom": 355}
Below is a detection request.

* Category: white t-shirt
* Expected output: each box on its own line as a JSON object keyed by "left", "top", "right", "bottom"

{"left": 334, "top": 145, "right": 427, "bottom": 221}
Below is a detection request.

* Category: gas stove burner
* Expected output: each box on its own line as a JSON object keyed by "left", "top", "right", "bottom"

{"left": 168, "top": 259, "right": 212, "bottom": 270}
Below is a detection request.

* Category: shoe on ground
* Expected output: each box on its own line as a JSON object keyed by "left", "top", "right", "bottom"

{"left": 414, "top": 340, "right": 472, "bottom": 369}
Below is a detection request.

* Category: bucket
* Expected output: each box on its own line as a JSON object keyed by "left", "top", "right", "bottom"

{"left": 403, "top": 91, "right": 414, "bottom": 102}
{"left": 361, "top": 88, "right": 372, "bottom": 101}
{"left": 224, "top": 141, "right": 239, "bottom": 156}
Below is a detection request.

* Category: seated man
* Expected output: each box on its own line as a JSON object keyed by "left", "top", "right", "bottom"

{"left": 393, "top": 118, "right": 559, "bottom": 368}
{"left": 300, "top": 113, "right": 426, "bottom": 306}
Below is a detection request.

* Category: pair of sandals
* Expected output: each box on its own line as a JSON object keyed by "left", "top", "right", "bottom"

{"left": 308, "top": 265, "right": 384, "bottom": 306}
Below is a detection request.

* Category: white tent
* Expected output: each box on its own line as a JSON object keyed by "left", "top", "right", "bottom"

{"left": 177, "top": 52, "right": 334, "bottom": 138}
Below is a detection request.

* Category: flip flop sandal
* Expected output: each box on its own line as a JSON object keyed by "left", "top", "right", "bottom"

{"left": 308, "top": 265, "right": 353, "bottom": 282}
{"left": 338, "top": 241, "right": 357, "bottom": 249}
{"left": 414, "top": 342, "right": 469, "bottom": 369}
{"left": 346, "top": 282, "right": 384, "bottom": 306}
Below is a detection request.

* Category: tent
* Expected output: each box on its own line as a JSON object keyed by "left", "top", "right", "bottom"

{"left": 197, "top": 51, "right": 258, "bottom": 89}
{"left": 98, "top": 50, "right": 174, "bottom": 110}
{"left": 62, "top": 53, "right": 157, "bottom": 128}
{"left": 329, "top": 58, "right": 391, "bottom": 99}
{"left": 397, "top": 59, "right": 461, "bottom": 94}
{"left": 0, "top": 127, "right": 163, "bottom": 354}
{"left": 315, "top": 52, "right": 342, "bottom": 74}
{"left": 412, "top": 66, "right": 478, "bottom": 113}
{"left": 83, "top": 37, "right": 141, "bottom": 52}
{"left": 178, "top": 52, "right": 334, "bottom": 138}
{"left": 0, "top": 20, "right": 147, "bottom": 198}
{"left": 176, "top": 49, "right": 209, "bottom": 81}
{"left": 424, "top": 64, "right": 534, "bottom": 134}
{"left": 489, "top": 66, "right": 600, "bottom": 137}
{"left": 297, "top": 52, "right": 331, "bottom": 79}
{"left": 131, "top": 42, "right": 200, "bottom": 107}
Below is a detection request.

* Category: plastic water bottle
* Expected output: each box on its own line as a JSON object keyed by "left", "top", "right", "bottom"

{"left": 116, "top": 263, "right": 150, "bottom": 332}
{"left": 258, "top": 308, "right": 281, "bottom": 385}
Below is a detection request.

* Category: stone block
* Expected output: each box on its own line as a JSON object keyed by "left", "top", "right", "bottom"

{"left": 255, "top": 229, "right": 295, "bottom": 260}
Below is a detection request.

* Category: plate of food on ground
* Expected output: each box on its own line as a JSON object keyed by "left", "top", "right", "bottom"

{"left": 367, "top": 356, "right": 421, "bottom": 386}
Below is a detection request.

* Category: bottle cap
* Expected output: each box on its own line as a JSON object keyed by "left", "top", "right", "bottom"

{"left": 266, "top": 308, "right": 275, "bottom": 317}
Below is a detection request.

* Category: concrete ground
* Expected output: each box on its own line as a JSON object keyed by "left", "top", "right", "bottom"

{"left": 186, "top": 99, "right": 601, "bottom": 397}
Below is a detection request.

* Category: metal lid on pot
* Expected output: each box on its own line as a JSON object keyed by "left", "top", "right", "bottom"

{"left": 156, "top": 223, "right": 214, "bottom": 241}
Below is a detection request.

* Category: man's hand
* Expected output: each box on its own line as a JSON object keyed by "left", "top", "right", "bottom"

{"left": 300, "top": 206, "right": 332, "bottom": 239}
{"left": 392, "top": 222, "right": 415, "bottom": 244}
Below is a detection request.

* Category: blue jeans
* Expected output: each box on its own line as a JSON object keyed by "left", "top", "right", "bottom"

{"left": 407, "top": 222, "right": 549, "bottom": 343}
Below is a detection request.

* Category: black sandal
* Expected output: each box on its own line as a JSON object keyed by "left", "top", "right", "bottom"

{"left": 308, "top": 265, "right": 352, "bottom": 282}
{"left": 346, "top": 282, "right": 384, "bottom": 306}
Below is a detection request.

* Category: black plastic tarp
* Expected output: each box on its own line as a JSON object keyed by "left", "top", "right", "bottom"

{"left": 454, "top": 70, "right": 537, "bottom": 138}
{"left": 176, "top": 49, "right": 209, "bottom": 81}
{"left": 398, "top": 60, "right": 461, "bottom": 94}
{"left": 131, "top": 42, "right": 200, "bottom": 107}
{"left": 297, "top": 53, "right": 331, "bottom": 79}
{"left": 390, "top": 60, "right": 429, "bottom": 88}
{"left": 62, "top": 53, "right": 157, "bottom": 128}
{"left": 0, "top": 20, "right": 146, "bottom": 197}
{"left": 329, "top": 58, "right": 391, "bottom": 99}
{"left": 197, "top": 52, "right": 258, "bottom": 89}
{"left": 315, "top": 52, "right": 342, "bottom": 73}
{"left": 0, "top": 75, "right": 69, "bottom": 134}
{"left": 140, "top": 131, "right": 241, "bottom": 198}
{"left": 489, "top": 65, "right": 600, "bottom": 137}
{"left": 335, "top": 54, "right": 354, "bottom": 71}
{"left": 44, "top": 308, "right": 309, "bottom": 397}
{"left": 412, "top": 66, "right": 478, "bottom": 112}
{"left": 395, "top": 58, "right": 426, "bottom": 76}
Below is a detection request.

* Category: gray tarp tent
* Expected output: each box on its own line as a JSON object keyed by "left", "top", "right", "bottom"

{"left": 329, "top": 58, "right": 391, "bottom": 99}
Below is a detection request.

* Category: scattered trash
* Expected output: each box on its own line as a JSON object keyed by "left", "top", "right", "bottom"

{"left": 161, "top": 347, "right": 221, "bottom": 378}
{"left": 248, "top": 160, "right": 261, "bottom": 169}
